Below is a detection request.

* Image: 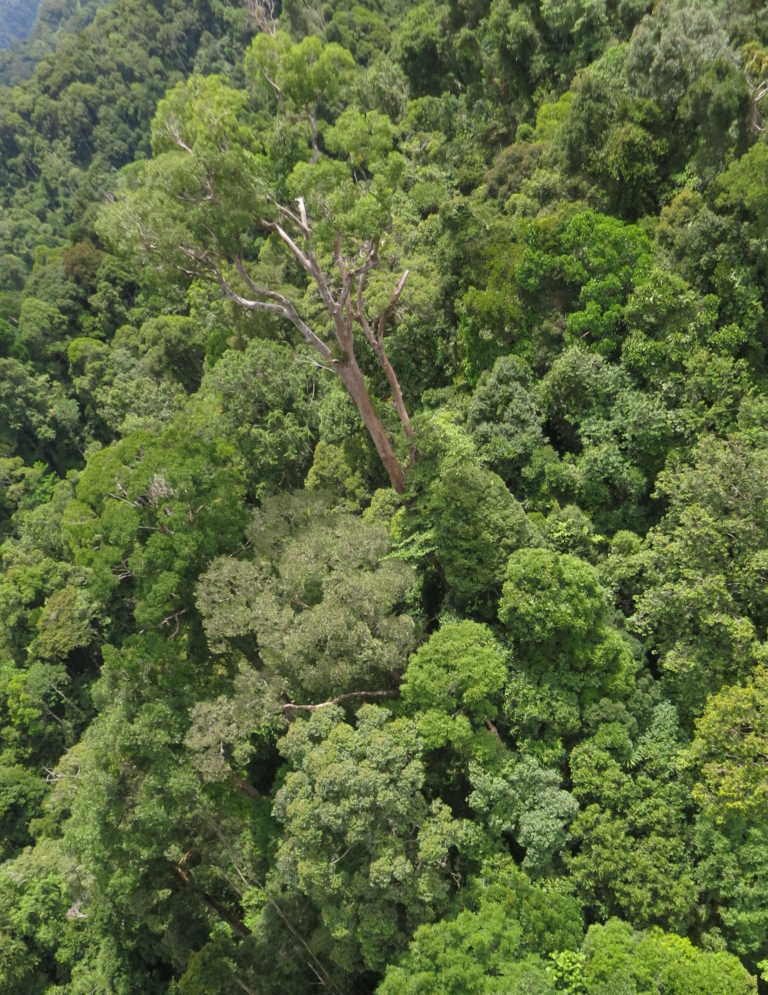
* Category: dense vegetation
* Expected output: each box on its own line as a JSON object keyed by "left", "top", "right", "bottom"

{"left": 1, "top": 0, "right": 768, "bottom": 990}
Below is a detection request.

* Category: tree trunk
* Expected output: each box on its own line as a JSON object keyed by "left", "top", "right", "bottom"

{"left": 173, "top": 864, "right": 251, "bottom": 938}
{"left": 217, "top": 246, "right": 409, "bottom": 493}
{"left": 338, "top": 356, "right": 405, "bottom": 494}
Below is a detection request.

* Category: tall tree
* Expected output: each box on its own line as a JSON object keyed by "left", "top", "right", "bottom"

{"left": 99, "top": 36, "right": 417, "bottom": 492}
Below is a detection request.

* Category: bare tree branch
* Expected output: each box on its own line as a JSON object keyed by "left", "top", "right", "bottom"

{"left": 164, "top": 164, "right": 412, "bottom": 491}
{"left": 262, "top": 220, "right": 314, "bottom": 274}
{"left": 244, "top": 0, "right": 277, "bottom": 34}
{"left": 275, "top": 202, "right": 311, "bottom": 239}
{"left": 377, "top": 268, "right": 409, "bottom": 344}
{"left": 296, "top": 196, "right": 309, "bottom": 230}
{"left": 484, "top": 716, "right": 503, "bottom": 744}
{"left": 745, "top": 52, "right": 768, "bottom": 131}
{"left": 217, "top": 258, "right": 336, "bottom": 362}
{"left": 355, "top": 271, "right": 413, "bottom": 440}
{"left": 283, "top": 690, "right": 400, "bottom": 718}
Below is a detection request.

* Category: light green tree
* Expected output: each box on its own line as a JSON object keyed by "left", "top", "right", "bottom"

{"left": 692, "top": 667, "right": 768, "bottom": 827}
{"left": 195, "top": 494, "right": 416, "bottom": 704}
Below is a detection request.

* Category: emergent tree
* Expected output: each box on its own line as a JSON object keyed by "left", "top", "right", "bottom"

{"left": 98, "top": 35, "right": 416, "bottom": 492}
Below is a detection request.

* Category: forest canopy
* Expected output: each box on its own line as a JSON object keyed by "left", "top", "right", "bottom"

{"left": 1, "top": 0, "right": 768, "bottom": 991}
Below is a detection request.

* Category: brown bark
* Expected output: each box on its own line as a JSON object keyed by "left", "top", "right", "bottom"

{"left": 484, "top": 717, "right": 503, "bottom": 744}
{"left": 184, "top": 207, "right": 412, "bottom": 494}
{"left": 433, "top": 557, "right": 450, "bottom": 592}
{"left": 337, "top": 357, "right": 406, "bottom": 493}
{"left": 173, "top": 864, "right": 252, "bottom": 938}
{"left": 355, "top": 270, "right": 413, "bottom": 441}
{"left": 202, "top": 893, "right": 252, "bottom": 938}
{"left": 231, "top": 774, "right": 260, "bottom": 800}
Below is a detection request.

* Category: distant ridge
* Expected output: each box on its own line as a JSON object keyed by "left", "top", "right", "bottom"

{"left": 0, "top": 0, "right": 42, "bottom": 48}
{"left": 0, "top": 0, "right": 110, "bottom": 86}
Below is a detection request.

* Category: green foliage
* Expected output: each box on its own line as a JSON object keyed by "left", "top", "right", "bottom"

{"left": 427, "top": 464, "right": 530, "bottom": 607}
{"left": 0, "top": 0, "right": 41, "bottom": 50}
{"left": 468, "top": 355, "right": 547, "bottom": 487}
{"left": 64, "top": 425, "right": 246, "bottom": 634}
{"left": 275, "top": 703, "right": 477, "bottom": 973}
{"left": 377, "top": 857, "right": 583, "bottom": 995}
{"left": 0, "top": 0, "right": 254, "bottom": 262}
{"left": 692, "top": 667, "right": 768, "bottom": 827}
{"left": 0, "top": 357, "right": 81, "bottom": 471}
{"left": 516, "top": 207, "right": 654, "bottom": 356}
{"left": 499, "top": 548, "right": 636, "bottom": 738}
{"left": 197, "top": 495, "right": 415, "bottom": 701}
{"left": 535, "top": 346, "right": 674, "bottom": 531}
{"left": 715, "top": 140, "right": 768, "bottom": 235}
{"left": 695, "top": 820, "right": 768, "bottom": 974}
{"left": 691, "top": 669, "right": 768, "bottom": 971}
{"left": 377, "top": 902, "right": 556, "bottom": 994}
{"left": 394, "top": 416, "right": 531, "bottom": 612}
{"left": 580, "top": 917, "right": 756, "bottom": 995}
{"left": 566, "top": 704, "right": 698, "bottom": 931}
{"left": 201, "top": 339, "right": 320, "bottom": 499}
{"left": 246, "top": 31, "right": 356, "bottom": 113}
{"left": 400, "top": 620, "right": 506, "bottom": 723}
{"left": 380, "top": 890, "right": 753, "bottom": 995}
{"left": 631, "top": 411, "right": 768, "bottom": 720}
{"left": 3, "top": 0, "right": 768, "bottom": 991}
{"left": 467, "top": 755, "right": 579, "bottom": 873}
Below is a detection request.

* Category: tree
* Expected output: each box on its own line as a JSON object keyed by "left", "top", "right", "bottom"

{"left": 98, "top": 39, "right": 419, "bottom": 492}
{"left": 692, "top": 667, "right": 768, "bottom": 828}
{"left": 566, "top": 704, "right": 698, "bottom": 931}
{"left": 376, "top": 856, "right": 583, "bottom": 995}
{"left": 195, "top": 492, "right": 416, "bottom": 703}
{"left": 62, "top": 424, "right": 246, "bottom": 637}
{"left": 391, "top": 414, "right": 532, "bottom": 612}
{"left": 580, "top": 918, "right": 756, "bottom": 995}
{"left": 630, "top": 409, "right": 768, "bottom": 721}
{"left": 515, "top": 207, "right": 653, "bottom": 356}
{"left": 199, "top": 338, "right": 321, "bottom": 498}
{"left": 399, "top": 620, "right": 507, "bottom": 726}
{"left": 498, "top": 548, "right": 636, "bottom": 743}
{"left": 273, "top": 703, "right": 478, "bottom": 973}
{"left": 246, "top": 32, "right": 356, "bottom": 164}
{"left": 377, "top": 901, "right": 557, "bottom": 995}
{"left": 467, "top": 355, "right": 548, "bottom": 488}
